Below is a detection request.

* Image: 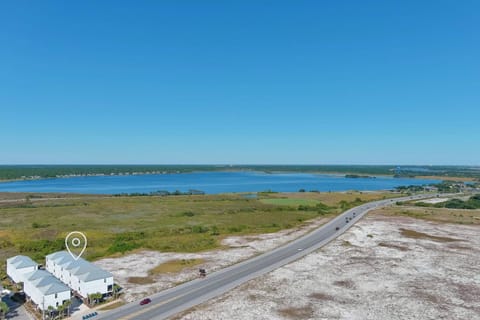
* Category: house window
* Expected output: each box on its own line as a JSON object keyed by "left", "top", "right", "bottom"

{"left": 55, "top": 293, "right": 58, "bottom": 298}
{"left": 56, "top": 302, "right": 59, "bottom": 307}
{"left": 104, "top": 278, "right": 106, "bottom": 283}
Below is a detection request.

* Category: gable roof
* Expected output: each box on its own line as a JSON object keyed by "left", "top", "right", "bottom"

{"left": 47, "top": 251, "right": 113, "bottom": 282}
{"left": 7, "top": 255, "right": 38, "bottom": 269}
{"left": 24, "top": 270, "right": 70, "bottom": 295}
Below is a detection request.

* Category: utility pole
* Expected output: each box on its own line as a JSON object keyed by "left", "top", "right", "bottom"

{"left": 42, "top": 296, "right": 45, "bottom": 320}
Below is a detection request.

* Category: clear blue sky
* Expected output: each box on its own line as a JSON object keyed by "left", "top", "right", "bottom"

{"left": 1, "top": 1, "right": 478, "bottom": 165}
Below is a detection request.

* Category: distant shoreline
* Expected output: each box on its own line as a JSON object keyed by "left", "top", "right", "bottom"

{"left": 0, "top": 166, "right": 477, "bottom": 184}
{"left": 0, "top": 170, "right": 404, "bottom": 184}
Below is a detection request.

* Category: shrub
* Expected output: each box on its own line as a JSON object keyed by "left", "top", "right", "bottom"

{"left": 181, "top": 211, "right": 195, "bottom": 217}
{"left": 191, "top": 225, "right": 209, "bottom": 233}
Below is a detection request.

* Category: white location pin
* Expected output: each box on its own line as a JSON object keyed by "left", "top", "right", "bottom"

{"left": 65, "top": 231, "right": 87, "bottom": 260}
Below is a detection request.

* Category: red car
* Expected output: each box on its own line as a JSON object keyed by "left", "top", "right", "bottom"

{"left": 140, "top": 298, "right": 151, "bottom": 305}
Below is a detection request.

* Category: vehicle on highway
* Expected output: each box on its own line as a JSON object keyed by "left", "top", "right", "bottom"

{"left": 140, "top": 298, "right": 151, "bottom": 305}
{"left": 335, "top": 227, "right": 340, "bottom": 231}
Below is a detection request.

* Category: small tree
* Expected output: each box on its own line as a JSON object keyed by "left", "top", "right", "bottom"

{"left": 63, "top": 300, "right": 71, "bottom": 317}
{"left": 0, "top": 301, "right": 9, "bottom": 320}
{"left": 47, "top": 305, "right": 54, "bottom": 319}
{"left": 88, "top": 292, "right": 103, "bottom": 306}
{"left": 113, "top": 284, "right": 121, "bottom": 299}
{"left": 57, "top": 305, "right": 65, "bottom": 319}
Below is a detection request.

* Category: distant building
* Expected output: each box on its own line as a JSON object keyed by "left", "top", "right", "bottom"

{"left": 23, "top": 270, "right": 71, "bottom": 311}
{"left": 6, "top": 255, "right": 39, "bottom": 283}
{"left": 46, "top": 251, "right": 113, "bottom": 298}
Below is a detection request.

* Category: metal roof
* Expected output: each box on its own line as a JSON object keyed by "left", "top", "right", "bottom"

{"left": 46, "top": 251, "right": 113, "bottom": 282}
{"left": 6, "top": 255, "right": 38, "bottom": 269}
{"left": 23, "top": 270, "right": 70, "bottom": 295}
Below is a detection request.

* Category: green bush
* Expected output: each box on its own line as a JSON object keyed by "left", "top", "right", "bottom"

{"left": 191, "top": 225, "right": 209, "bottom": 233}
{"left": 181, "top": 211, "right": 195, "bottom": 217}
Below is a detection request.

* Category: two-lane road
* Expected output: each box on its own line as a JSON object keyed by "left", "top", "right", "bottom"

{"left": 98, "top": 193, "right": 441, "bottom": 320}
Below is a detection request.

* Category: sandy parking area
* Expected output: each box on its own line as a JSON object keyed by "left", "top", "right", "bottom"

{"left": 176, "top": 215, "right": 480, "bottom": 320}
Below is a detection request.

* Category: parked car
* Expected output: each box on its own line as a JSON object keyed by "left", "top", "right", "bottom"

{"left": 82, "top": 312, "right": 98, "bottom": 319}
{"left": 140, "top": 298, "right": 151, "bottom": 305}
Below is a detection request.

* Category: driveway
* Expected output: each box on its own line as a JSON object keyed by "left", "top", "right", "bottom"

{"left": 1, "top": 295, "right": 34, "bottom": 320}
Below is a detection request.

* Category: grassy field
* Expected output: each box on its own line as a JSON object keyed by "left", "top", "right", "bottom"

{"left": 0, "top": 191, "right": 397, "bottom": 279}
{"left": 263, "top": 191, "right": 398, "bottom": 206}
{"left": 259, "top": 198, "right": 321, "bottom": 206}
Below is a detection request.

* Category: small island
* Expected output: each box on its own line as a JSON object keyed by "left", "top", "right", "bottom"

{"left": 345, "top": 174, "right": 376, "bottom": 179}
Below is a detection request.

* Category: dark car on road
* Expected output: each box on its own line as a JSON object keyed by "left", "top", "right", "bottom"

{"left": 140, "top": 298, "right": 151, "bottom": 305}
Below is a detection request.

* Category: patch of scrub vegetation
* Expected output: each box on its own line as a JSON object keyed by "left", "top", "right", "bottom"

{"left": 399, "top": 228, "right": 461, "bottom": 242}
{"left": 378, "top": 242, "right": 409, "bottom": 251}
{"left": 278, "top": 305, "right": 314, "bottom": 319}
{"left": 309, "top": 292, "right": 334, "bottom": 301}
{"left": 127, "top": 276, "right": 155, "bottom": 285}
{"left": 149, "top": 258, "right": 205, "bottom": 275}
{"left": 342, "top": 240, "right": 352, "bottom": 247}
{"left": 127, "top": 258, "right": 205, "bottom": 284}
{"left": 332, "top": 279, "right": 356, "bottom": 289}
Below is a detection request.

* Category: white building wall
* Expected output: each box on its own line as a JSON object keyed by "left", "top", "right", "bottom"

{"left": 42, "top": 291, "right": 71, "bottom": 310}
{"left": 45, "top": 259, "right": 54, "bottom": 274}
{"left": 6, "top": 264, "right": 37, "bottom": 283}
{"left": 26, "top": 286, "right": 70, "bottom": 311}
{"left": 79, "top": 277, "right": 114, "bottom": 297}
{"left": 44, "top": 254, "right": 114, "bottom": 298}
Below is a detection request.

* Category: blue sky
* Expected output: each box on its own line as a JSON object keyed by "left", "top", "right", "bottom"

{"left": 1, "top": 1, "right": 479, "bottom": 165}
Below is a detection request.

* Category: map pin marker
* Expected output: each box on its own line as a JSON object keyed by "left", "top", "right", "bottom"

{"left": 65, "top": 231, "right": 87, "bottom": 260}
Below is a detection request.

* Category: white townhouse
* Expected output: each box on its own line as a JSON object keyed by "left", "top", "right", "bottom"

{"left": 6, "top": 255, "right": 38, "bottom": 283}
{"left": 23, "top": 269, "right": 71, "bottom": 311}
{"left": 46, "top": 251, "right": 113, "bottom": 298}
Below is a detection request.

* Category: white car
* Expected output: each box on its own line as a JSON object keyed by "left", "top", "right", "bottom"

{"left": 1, "top": 289, "right": 11, "bottom": 297}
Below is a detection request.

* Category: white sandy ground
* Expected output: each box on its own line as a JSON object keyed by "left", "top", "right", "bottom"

{"left": 94, "top": 217, "right": 330, "bottom": 302}
{"left": 418, "top": 196, "right": 471, "bottom": 204}
{"left": 417, "top": 198, "right": 450, "bottom": 204}
{"left": 175, "top": 215, "right": 480, "bottom": 320}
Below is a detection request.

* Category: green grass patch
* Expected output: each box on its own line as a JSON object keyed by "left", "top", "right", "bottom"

{"left": 97, "top": 301, "right": 126, "bottom": 311}
{"left": 260, "top": 198, "right": 321, "bottom": 206}
{"left": 149, "top": 258, "right": 205, "bottom": 275}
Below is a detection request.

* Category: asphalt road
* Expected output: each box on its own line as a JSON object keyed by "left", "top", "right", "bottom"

{"left": 97, "top": 193, "right": 440, "bottom": 320}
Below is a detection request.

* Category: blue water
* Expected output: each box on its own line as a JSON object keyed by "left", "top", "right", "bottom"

{"left": 0, "top": 171, "right": 440, "bottom": 194}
